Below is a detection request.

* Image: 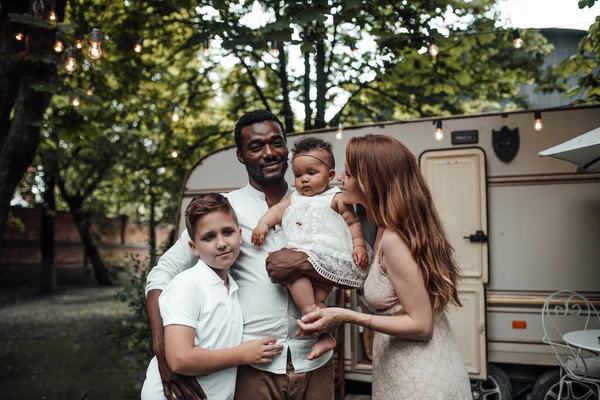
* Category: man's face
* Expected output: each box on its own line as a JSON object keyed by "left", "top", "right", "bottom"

{"left": 237, "top": 121, "right": 289, "bottom": 185}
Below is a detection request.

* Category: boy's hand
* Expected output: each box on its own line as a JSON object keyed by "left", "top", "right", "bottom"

{"left": 239, "top": 337, "right": 283, "bottom": 364}
{"left": 251, "top": 223, "right": 269, "bottom": 247}
{"left": 353, "top": 246, "right": 368, "bottom": 269}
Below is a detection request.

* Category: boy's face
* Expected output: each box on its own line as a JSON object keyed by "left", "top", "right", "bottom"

{"left": 188, "top": 210, "right": 242, "bottom": 272}
{"left": 292, "top": 149, "right": 335, "bottom": 197}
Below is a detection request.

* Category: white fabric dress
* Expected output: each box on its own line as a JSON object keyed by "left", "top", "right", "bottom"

{"left": 281, "top": 187, "right": 369, "bottom": 288}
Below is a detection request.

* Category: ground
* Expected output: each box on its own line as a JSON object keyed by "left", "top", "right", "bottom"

{"left": 0, "top": 286, "right": 139, "bottom": 400}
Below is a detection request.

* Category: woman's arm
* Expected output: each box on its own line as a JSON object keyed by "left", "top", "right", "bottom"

{"left": 298, "top": 231, "right": 433, "bottom": 341}
{"left": 165, "top": 325, "right": 283, "bottom": 376}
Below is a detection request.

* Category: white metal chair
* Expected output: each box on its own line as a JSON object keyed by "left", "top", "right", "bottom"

{"left": 542, "top": 290, "right": 600, "bottom": 399}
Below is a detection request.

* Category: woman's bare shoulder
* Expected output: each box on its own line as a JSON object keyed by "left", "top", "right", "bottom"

{"left": 380, "top": 229, "right": 409, "bottom": 252}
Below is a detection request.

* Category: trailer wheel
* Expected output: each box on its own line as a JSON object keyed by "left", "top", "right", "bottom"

{"left": 531, "top": 369, "right": 598, "bottom": 400}
{"left": 471, "top": 365, "right": 513, "bottom": 400}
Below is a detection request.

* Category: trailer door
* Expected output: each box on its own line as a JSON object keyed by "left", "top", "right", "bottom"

{"left": 420, "top": 148, "right": 489, "bottom": 380}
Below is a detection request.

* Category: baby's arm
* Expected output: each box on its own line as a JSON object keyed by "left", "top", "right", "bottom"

{"left": 333, "top": 195, "right": 368, "bottom": 269}
{"left": 165, "top": 326, "right": 283, "bottom": 375}
{"left": 251, "top": 194, "right": 292, "bottom": 247}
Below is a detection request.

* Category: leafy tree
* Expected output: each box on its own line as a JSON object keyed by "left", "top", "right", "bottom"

{"left": 552, "top": 1, "right": 600, "bottom": 103}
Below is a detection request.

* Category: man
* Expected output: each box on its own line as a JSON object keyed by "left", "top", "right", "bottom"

{"left": 146, "top": 110, "right": 336, "bottom": 400}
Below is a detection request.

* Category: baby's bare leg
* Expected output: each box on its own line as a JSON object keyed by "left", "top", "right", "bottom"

{"left": 287, "top": 276, "right": 319, "bottom": 316}
{"left": 308, "top": 283, "right": 337, "bottom": 361}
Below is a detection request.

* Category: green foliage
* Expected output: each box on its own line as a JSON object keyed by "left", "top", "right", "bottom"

{"left": 551, "top": 12, "right": 600, "bottom": 104}
{"left": 110, "top": 253, "right": 153, "bottom": 375}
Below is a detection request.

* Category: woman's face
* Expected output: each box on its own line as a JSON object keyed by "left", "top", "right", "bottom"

{"left": 338, "top": 163, "right": 365, "bottom": 206}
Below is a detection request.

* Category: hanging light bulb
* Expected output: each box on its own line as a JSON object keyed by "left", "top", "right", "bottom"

{"left": 87, "top": 28, "right": 103, "bottom": 60}
{"left": 32, "top": 0, "right": 45, "bottom": 18}
{"left": 434, "top": 120, "right": 444, "bottom": 141}
{"left": 350, "top": 42, "right": 358, "bottom": 54}
{"left": 134, "top": 37, "right": 143, "bottom": 53}
{"left": 203, "top": 39, "right": 209, "bottom": 54}
{"left": 71, "top": 97, "right": 80, "bottom": 107}
{"left": 428, "top": 35, "right": 439, "bottom": 57}
{"left": 48, "top": 6, "right": 57, "bottom": 23}
{"left": 54, "top": 32, "right": 64, "bottom": 53}
{"left": 86, "top": 86, "right": 95, "bottom": 96}
{"left": 272, "top": 40, "right": 279, "bottom": 57}
{"left": 64, "top": 47, "right": 77, "bottom": 72}
{"left": 75, "top": 33, "right": 84, "bottom": 50}
{"left": 171, "top": 105, "right": 180, "bottom": 122}
{"left": 534, "top": 111, "right": 543, "bottom": 131}
{"left": 512, "top": 30, "right": 523, "bottom": 49}
{"left": 171, "top": 147, "right": 180, "bottom": 158}
{"left": 336, "top": 122, "right": 344, "bottom": 140}
{"left": 15, "top": 32, "right": 24, "bottom": 41}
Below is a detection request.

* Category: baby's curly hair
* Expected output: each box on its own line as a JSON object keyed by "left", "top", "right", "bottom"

{"left": 292, "top": 137, "right": 335, "bottom": 169}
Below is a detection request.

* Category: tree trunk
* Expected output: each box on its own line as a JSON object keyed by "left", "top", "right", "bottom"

{"left": 0, "top": 0, "right": 64, "bottom": 258}
{"left": 315, "top": 38, "right": 327, "bottom": 129}
{"left": 303, "top": 51, "right": 312, "bottom": 131}
{"left": 149, "top": 191, "right": 157, "bottom": 268}
{"left": 40, "top": 160, "right": 57, "bottom": 294}
{"left": 70, "top": 204, "right": 111, "bottom": 286}
{"left": 277, "top": 43, "right": 294, "bottom": 134}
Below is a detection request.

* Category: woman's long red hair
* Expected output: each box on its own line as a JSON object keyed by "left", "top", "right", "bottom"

{"left": 346, "top": 134, "right": 461, "bottom": 311}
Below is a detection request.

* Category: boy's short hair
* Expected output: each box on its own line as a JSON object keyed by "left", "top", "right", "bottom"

{"left": 185, "top": 193, "right": 238, "bottom": 241}
{"left": 291, "top": 137, "right": 335, "bottom": 169}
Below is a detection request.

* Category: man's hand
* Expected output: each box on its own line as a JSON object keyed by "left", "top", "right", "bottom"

{"left": 265, "top": 248, "right": 311, "bottom": 285}
{"left": 157, "top": 353, "right": 207, "bottom": 400}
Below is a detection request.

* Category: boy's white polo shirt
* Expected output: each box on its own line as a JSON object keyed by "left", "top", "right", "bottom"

{"left": 141, "top": 260, "right": 243, "bottom": 400}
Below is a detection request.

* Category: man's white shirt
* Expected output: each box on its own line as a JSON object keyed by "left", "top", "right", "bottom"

{"left": 145, "top": 184, "right": 333, "bottom": 374}
{"left": 142, "top": 260, "right": 243, "bottom": 400}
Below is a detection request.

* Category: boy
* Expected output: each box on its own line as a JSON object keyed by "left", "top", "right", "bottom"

{"left": 141, "top": 193, "right": 283, "bottom": 400}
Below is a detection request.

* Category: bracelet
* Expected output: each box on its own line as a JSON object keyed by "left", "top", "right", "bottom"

{"left": 354, "top": 244, "right": 366, "bottom": 248}
{"left": 368, "top": 314, "right": 374, "bottom": 330}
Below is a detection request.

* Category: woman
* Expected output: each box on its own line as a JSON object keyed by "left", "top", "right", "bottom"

{"left": 297, "top": 134, "right": 471, "bottom": 399}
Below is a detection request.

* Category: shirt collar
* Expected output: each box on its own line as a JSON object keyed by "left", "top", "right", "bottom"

{"left": 242, "top": 183, "right": 293, "bottom": 200}
{"left": 196, "top": 260, "right": 230, "bottom": 287}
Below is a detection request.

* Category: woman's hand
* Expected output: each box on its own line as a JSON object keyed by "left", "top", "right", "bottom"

{"left": 296, "top": 307, "right": 347, "bottom": 333}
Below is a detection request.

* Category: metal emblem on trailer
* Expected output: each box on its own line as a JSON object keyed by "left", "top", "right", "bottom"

{"left": 492, "top": 126, "right": 520, "bottom": 163}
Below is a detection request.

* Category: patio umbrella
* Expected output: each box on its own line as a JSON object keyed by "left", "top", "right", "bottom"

{"left": 538, "top": 127, "right": 600, "bottom": 171}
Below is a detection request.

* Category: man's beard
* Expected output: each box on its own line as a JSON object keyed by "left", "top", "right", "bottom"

{"left": 247, "top": 160, "right": 289, "bottom": 185}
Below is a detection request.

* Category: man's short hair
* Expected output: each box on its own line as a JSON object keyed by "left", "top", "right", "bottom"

{"left": 185, "top": 193, "right": 238, "bottom": 241}
{"left": 234, "top": 110, "right": 286, "bottom": 152}
{"left": 291, "top": 137, "right": 335, "bottom": 169}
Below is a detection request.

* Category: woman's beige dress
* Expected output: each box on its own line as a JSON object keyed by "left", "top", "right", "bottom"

{"left": 363, "top": 248, "right": 472, "bottom": 400}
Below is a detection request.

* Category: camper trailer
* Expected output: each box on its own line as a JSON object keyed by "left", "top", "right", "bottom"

{"left": 177, "top": 106, "right": 600, "bottom": 399}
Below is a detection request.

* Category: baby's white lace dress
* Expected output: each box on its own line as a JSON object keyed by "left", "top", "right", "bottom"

{"left": 281, "top": 187, "right": 369, "bottom": 288}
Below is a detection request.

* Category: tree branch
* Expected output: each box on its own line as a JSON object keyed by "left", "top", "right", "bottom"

{"left": 234, "top": 49, "right": 271, "bottom": 111}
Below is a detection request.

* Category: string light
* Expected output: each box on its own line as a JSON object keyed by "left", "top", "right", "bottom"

{"left": 75, "top": 33, "right": 84, "bottom": 50}
{"left": 428, "top": 35, "right": 439, "bottom": 57}
{"left": 350, "top": 42, "right": 358, "bottom": 53}
{"left": 15, "top": 32, "right": 24, "bottom": 41}
{"left": 171, "top": 147, "right": 180, "bottom": 158}
{"left": 71, "top": 97, "right": 80, "bottom": 107}
{"left": 512, "top": 30, "right": 523, "bottom": 49}
{"left": 534, "top": 111, "right": 543, "bottom": 131}
{"left": 272, "top": 40, "right": 279, "bottom": 57}
{"left": 86, "top": 86, "right": 95, "bottom": 96}
{"left": 171, "top": 105, "right": 180, "bottom": 122}
{"left": 48, "top": 6, "right": 57, "bottom": 23}
{"left": 134, "top": 37, "right": 143, "bottom": 53}
{"left": 203, "top": 39, "right": 209, "bottom": 53}
{"left": 336, "top": 122, "right": 344, "bottom": 140}
{"left": 65, "top": 47, "right": 77, "bottom": 72}
{"left": 31, "top": 0, "right": 44, "bottom": 18}
{"left": 88, "top": 28, "right": 103, "bottom": 60}
{"left": 434, "top": 120, "right": 444, "bottom": 141}
{"left": 54, "top": 32, "right": 64, "bottom": 53}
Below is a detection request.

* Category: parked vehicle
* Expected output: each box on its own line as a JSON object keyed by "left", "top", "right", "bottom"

{"left": 177, "top": 105, "right": 600, "bottom": 399}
